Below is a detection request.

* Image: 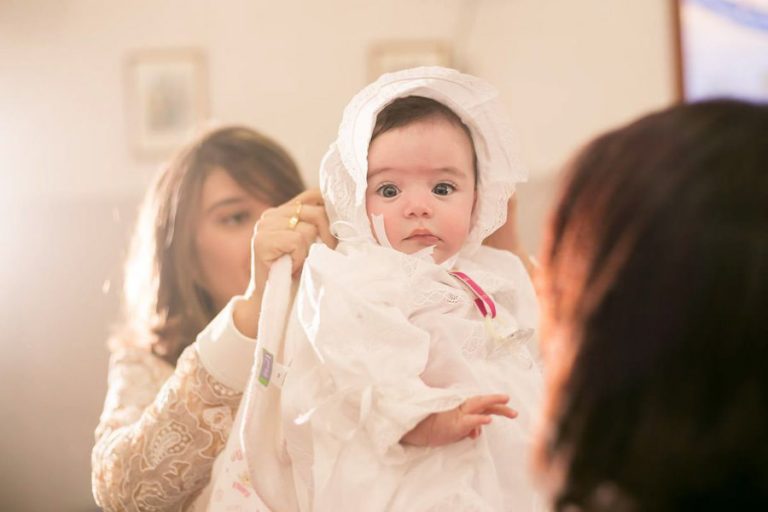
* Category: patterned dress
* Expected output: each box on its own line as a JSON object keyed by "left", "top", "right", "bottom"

{"left": 91, "top": 344, "right": 241, "bottom": 511}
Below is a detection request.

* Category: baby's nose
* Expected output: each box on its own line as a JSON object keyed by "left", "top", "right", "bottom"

{"left": 404, "top": 194, "right": 433, "bottom": 217}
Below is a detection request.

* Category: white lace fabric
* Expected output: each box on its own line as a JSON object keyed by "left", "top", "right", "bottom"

{"left": 276, "top": 241, "right": 544, "bottom": 510}
{"left": 295, "top": 67, "right": 545, "bottom": 510}
{"left": 92, "top": 344, "right": 241, "bottom": 511}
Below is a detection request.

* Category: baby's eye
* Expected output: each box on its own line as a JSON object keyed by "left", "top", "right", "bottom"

{"left": 432, "top": 183, "right": 456, "bottom": 196}
{"left": 377, "top": 184, "right": 400, "bottom": 198}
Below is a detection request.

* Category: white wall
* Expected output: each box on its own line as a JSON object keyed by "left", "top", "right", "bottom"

{"left": 2, "top": 0, "right": 676, "bottom": 201}
{"left": 0, "top": 1, "right": 676, "bottom": 509}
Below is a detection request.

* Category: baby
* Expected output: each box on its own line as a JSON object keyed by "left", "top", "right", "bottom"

{"left": 210, "top": 67, "right": 544, "bottom": 512}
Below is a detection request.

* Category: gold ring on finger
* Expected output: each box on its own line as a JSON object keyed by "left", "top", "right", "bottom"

{"left": 288, "top": 201, "right": 303, "bottom": 229}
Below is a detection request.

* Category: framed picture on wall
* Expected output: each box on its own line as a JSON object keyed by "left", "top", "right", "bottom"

{"left": 673, "top": 0, "right": 768, "bottom": 102}
{"left": 125, "top": 48, "right": 208, "bottom": 157}
{"left": 368, "top": 41, "right": 453, "bottom": 82}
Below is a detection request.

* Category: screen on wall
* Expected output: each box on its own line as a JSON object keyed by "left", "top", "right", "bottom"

{"left": 678, "top": 0, "right": 768, "bottom": 102}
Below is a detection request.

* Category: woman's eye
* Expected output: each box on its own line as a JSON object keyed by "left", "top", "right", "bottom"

{"left": 221, "top": 211, "right": 252, "bottom": 226}
{"left": 433, "top": 183, "right": 456, "bottom": 196}
{"left": 377, "top": 184, "right": 400, "bottom": 198}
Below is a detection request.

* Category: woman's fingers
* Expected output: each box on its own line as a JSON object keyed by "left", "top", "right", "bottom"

{"left": 256, "top": 210, "right": 331, "bottom": 258}
{"left": 289, "top": 204, "right": 336, "bottom": 248}
{"left": 304, "top": 205, "right": 336, "bottom": 248}
{"left": 258, "top": 198, "right": 337, "bottom": 249}
{"left": 242, "top": 188, "right": 332, "bottom": 304}
{"left": 253, "top": 229, "right": 305, "bottom": 265}
{"left": 292, "top": 188, "right": 324, "bottom": 206}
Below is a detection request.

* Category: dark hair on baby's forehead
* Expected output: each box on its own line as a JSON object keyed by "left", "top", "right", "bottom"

{"left": 371, "top": 96, "right": 478, "bottom": 181}
{"left": 370, "top": 95, "right": 473, "bottom": 143}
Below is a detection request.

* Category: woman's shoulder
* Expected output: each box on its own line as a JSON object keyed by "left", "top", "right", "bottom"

{"left": 106, "top": 333, "right": 175, "bottom": 380}
{"left": 98, "top": 336, "right": 176, "bottom": 432}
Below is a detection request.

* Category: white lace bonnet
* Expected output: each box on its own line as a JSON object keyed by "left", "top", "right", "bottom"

{"left": 320, "top": 66, "right": 527, "bottom": 257}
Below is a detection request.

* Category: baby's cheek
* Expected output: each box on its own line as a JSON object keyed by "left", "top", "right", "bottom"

{"left": 368, "top": 207, "right": 400, "bottom": 249}
{"left": 451, "top": 219, "right": 473, "bottom": 244}
{"left": 383, "top": 215, "right": 403, "bottom": 248}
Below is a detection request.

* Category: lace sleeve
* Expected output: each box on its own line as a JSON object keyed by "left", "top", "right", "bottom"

{"left": 92, "top": 344, "right": 242, "bottom": 511}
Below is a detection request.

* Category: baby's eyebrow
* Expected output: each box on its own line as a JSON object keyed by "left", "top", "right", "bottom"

{"left": 366, "top": 167, "right": 392, "bottom": 181}
{"left": 435, "top": 166, "right": 469, "bottom": 178}
{"left": 366, "top": 166, "right": 471, "bottom": 180}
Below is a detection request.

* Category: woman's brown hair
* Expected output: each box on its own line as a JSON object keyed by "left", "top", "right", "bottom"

{"left": 114, "top": 126, "right": 305, "bottom": 364}
{"left": 537, "top": 99, "right": 768, "bottom": 510}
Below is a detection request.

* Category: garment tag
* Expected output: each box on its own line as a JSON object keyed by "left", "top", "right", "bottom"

{"left": 488, "top": 328, "right": 535, "bottom": 368}
{"left": 258, "top": 348, "right": 274, "bottom": 387}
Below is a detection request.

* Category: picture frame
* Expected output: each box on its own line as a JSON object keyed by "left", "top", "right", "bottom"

{"left": 673, "top": 0, "right": 768, "bottom": 102}
{"left": 125, "top": 48, "right": 208, "bottom": 158}
{"left": 368, "top": 41, "right": 453, "bottom": 82}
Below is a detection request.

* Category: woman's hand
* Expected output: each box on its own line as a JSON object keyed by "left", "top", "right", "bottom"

{"left": 483, "top": 193, "right": 537, "bottom": 277}
{"left": 234, "top": 189, "right": 336, "bottom": 337}
{"left": 400, "top": 394, "right": 517, "bottom": 447}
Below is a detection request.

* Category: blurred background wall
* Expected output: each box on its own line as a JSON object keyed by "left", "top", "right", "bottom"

{"left": 0, "top": 0, "right": 676, "bottom": 509}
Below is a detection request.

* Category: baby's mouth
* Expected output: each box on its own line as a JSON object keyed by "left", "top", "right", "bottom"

{"left": 405, "top": 231, "right": 441, "bottom": 245}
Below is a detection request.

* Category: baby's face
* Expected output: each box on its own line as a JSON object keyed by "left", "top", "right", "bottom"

{"left": 366, "top": 116, "right": 476, "bottom": 264}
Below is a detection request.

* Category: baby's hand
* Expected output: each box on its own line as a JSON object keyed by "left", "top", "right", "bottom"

{"left": 400, "top": 394, "right": 517, "bottom": 447}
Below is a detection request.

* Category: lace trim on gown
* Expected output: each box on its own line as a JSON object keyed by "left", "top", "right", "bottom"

{"left": 92, "top": 344, "right": 241, "bottom": 511}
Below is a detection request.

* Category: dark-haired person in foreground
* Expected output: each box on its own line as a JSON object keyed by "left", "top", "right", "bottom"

{"left": 536, "top": 99, "right": 768, "bottom": 511}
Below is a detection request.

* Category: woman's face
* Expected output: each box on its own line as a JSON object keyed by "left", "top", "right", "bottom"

{"left": 194, "top": 168, "right": 271, "bottom": 311}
